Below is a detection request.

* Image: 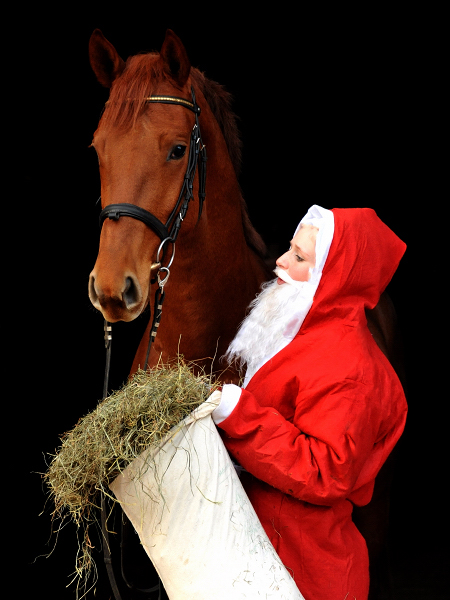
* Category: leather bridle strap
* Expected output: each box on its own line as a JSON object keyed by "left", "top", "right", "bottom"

{"left": 99, "top": 203, "right": 170, "bottom": 241}
{"left": 145, "top": 94, "right": 200, "bottom": 114}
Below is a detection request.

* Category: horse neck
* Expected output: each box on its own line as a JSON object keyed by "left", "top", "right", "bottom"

{"left": 170, "top": 96, "right": 268, "bottom": 300}
{"left": 145, "top": 96, "right": 270, "bottom": 372}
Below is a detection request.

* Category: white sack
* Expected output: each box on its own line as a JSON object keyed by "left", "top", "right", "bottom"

{"left": 110, "top": 393, "right": 303, "bottom": 600}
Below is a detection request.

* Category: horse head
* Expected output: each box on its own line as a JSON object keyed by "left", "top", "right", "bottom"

{"left": 87, "top": 29, "right": 270, "bottom": 370}
{"left": 88, "top": 29, "right": 206, "bottom": 323}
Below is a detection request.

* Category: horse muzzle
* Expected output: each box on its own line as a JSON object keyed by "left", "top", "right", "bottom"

{"left": 88, "top": 271, "right": 144, "bottom": 322}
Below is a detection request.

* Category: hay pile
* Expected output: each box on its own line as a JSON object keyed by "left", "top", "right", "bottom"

{"left": 44, "top": 358, "right": 218, "bottom": 592}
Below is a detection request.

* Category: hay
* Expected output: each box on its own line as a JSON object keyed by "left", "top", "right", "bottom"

{"left": 44, "top": 357, "right": 218, "bottom": 593}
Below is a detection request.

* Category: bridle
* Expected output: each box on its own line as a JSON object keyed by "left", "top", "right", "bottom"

{"left": 100, "top": 85, "right": 207, "bottom": 394}
{"left": 98, "top": 85, "right": 206, "bottom": 600}
{"left": 99, "top": 86, "right": 206, "bottom": 248}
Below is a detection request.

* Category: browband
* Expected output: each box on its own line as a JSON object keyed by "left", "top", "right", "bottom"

{"left": 145, "top": 95, "right": 201, "bottom": 114}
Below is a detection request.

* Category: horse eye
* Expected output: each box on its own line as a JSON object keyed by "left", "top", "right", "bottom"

{"left": 169, "top": 145, "right": 187, "bottom": 160}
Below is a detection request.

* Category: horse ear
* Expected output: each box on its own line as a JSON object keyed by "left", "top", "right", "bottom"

{"left": 89, "top": 29, "right": 125, "bottom": 88}
{"left": 160, "top": 29, "right": 191, "bottom": 88}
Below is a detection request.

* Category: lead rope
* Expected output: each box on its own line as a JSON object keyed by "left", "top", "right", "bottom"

{"left": 100, "top": 251, "right": 172, "bottom": 600}
{"left": 144, "top": 283, "right": 165, "bottom": 370}
{"left": 101, "top": 313, "right": 163, "bottom": 600}
{"left": 101, "top": 319, "right": 125, "bottom": 600}
{"left": 103, "top": 321, "right": 112, "bottom": 398}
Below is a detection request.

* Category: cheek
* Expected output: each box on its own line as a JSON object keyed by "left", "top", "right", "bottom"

{"left": 290, "top": 262, "right": 310, "bottom": 282}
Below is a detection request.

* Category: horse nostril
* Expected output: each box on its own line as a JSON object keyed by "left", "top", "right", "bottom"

{"left": 123, "top": 276, "right": 140, "bottom": 308}
{"left": 89, "top": 274, "right": 100, "bottom": 306}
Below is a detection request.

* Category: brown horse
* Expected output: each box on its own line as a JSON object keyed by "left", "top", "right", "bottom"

{"left": 87, "top": 29, "right": 404, "bottom": 600}
{"left": 88, "top": 28, "right": 271, "bottom": 381}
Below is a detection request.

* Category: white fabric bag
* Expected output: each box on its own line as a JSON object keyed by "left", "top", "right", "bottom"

{"left": 110, "top": 392, "right": 303, "bottom": 599}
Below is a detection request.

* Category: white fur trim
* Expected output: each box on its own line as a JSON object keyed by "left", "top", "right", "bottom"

{"left": 297, "top": 204, "right": 335, "bottom": 286}
{"left": 211, "top": 384, "right": 242, "bottom": 424}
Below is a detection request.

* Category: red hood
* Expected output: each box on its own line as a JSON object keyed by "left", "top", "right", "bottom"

{"left": 302, "top": 208, "right": 406, "bottom": 331}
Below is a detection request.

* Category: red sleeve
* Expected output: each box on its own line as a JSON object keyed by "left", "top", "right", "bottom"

{"left": 217, "top": 381, "right": 405, "bottom": 506}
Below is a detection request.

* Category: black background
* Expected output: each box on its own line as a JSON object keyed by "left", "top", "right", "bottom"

{"left": 16, "top": 5, "right": 445, "bottom": 599}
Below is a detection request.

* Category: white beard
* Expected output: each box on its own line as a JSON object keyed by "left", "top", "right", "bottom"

{"left": 225, "top": 267, "right": 316, "bottom": 384}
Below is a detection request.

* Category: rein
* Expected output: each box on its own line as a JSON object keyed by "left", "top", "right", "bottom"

{"left": 98, "top": 86, "right": 206, "bottom": 600}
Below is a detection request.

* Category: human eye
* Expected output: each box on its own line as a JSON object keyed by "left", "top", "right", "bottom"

{"left": 288, "top": 243, "right": 304, "bottom": 261}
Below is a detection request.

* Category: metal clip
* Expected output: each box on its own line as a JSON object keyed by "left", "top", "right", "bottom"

{"left": 157, "top": 267, "right": 170, "bottom": 289}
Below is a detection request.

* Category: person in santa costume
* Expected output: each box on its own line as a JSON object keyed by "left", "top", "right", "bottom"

{"left": 211, "top": 205, "right": 407, "bottom": 600}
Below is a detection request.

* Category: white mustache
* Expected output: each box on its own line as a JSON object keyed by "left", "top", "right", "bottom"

{"left": 274, "top": 267, "right": 306, "bottom": 288}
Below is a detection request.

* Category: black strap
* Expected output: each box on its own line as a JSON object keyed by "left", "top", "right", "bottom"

{"left": 120, "top": 515, "right": 161, "bottom": 595}
{"left": 99, "top": 204, "right": 170, "bottom": 241}
{"left": 101, "top": 495, "right": 162, "bottom": 599}
{"left": 101, "top": 495, "right": 123, "bottom": 600}
{"left": 198, "top": 142, "right": 207, "bottom": 222}
{"left": 144, "top": 287, "right": 166, "bottom": 370}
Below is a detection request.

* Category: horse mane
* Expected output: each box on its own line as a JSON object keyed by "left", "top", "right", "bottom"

{"left": 99, "top": 52, "right": 267, "bottom": 258}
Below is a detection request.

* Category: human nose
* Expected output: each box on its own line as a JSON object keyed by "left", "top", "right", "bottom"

{"left": 276, "top": 250, "right": 289, "bottom": 270}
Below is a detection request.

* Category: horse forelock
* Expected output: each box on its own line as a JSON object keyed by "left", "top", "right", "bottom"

{"left": 99, "top": 53, "right": 164, "bottom": 130}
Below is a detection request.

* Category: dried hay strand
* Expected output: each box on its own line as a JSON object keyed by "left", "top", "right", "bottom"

{"left": 44, "top": 357, "right": 218, "bottom": 594}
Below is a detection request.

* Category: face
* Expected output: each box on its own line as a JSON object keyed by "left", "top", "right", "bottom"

{"left": 276, "top": 225, "right": 318, "bottom": 283}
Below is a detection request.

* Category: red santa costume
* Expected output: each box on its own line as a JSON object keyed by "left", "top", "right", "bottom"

{"left": 212, "top": 206, "right": 407, "bottom": 600}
